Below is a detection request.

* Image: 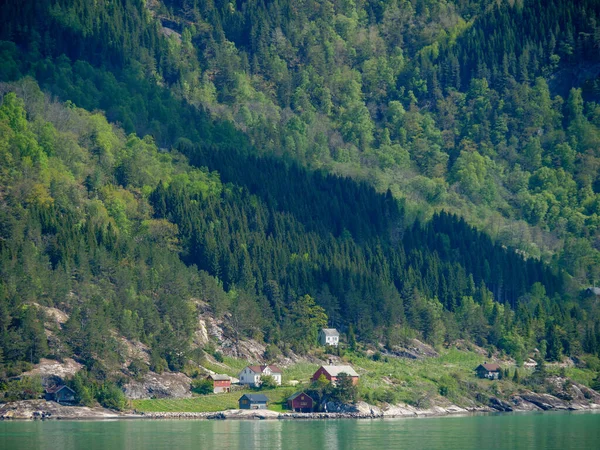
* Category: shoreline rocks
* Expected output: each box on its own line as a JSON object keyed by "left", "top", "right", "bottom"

{"left": 2, "top": 395, "right": 600, "bottom": 421}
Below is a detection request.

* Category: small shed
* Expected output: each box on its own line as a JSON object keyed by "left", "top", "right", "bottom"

{"left": 287, "top": 392, "right": 314, "bottom": 413}
{"left": 45, "top": 385, "right": 76, "bottom": 404}
{"left": 206, "top": 374, "right": 231, "bottom": 393}
{"left": 476, "top": 363, "right": 501, "bottom": 380}
{"left": 318, "top": 328, "right": 340, "bottom": 347}
{"left": 239, "top": 393, "right": 269, "bottom": 410}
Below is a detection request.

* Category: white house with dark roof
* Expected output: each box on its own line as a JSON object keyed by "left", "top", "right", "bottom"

{"left": 238, "top": 365, "right": 282, "bottom": 387}
{"left": 318, "top": 328, "right": 340, "bottom": 346}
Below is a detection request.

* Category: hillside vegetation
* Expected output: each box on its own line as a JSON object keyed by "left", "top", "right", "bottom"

{"left": 0, "top": 0, "right": 600, "bottom": 407}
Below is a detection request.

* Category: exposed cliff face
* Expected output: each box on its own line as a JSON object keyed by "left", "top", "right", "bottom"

{"left": 21, "top": 358, "right": 83, "bottom": 381}
{"left": 383, "top": 339, "right": 439, "bottom": 360}
{"left": 123, "top": 372, "right": 193, "bottom": 399}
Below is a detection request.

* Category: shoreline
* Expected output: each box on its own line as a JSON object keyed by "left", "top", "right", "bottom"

{"left": 2, "top": 399, "right": 599, "bottom": 421}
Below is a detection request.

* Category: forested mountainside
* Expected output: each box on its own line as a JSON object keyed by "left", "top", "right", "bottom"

{"left": 3, "top": 0, "right": 598, "bottom": 281}
{"left": 1, "top": 0, "right": 600, "bottom": 404}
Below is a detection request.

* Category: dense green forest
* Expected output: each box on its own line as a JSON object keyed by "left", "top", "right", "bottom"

{"left": 1, "top": 0, "right": 600, "bottom": 401}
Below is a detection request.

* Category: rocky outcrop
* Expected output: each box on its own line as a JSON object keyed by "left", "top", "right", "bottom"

{"left": 484, "top": 379, "right": 600, "bottom": 412}
{"left": 21, "top": 358, "right": 83, "bottom": 380}
{"left": 384, "top": 339, "right": 439, "bottom": 360}
{"left": 118, "top": 338, "right": 150, "bottom": 367}
{"left": 123, "top": 372, "right": 193, "bottom": 399}
{"left": 488, "top": 397, "right": 514, "bottom": 412}
{"left": 0, "top": 400, "right": 121, "bottom": 420}
{"left": 517, "top": 392, "right": 570, "bottom": 410}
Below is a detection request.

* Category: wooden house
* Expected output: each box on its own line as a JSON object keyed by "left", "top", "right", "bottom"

{"left": 238, "top": 393, "right": 269, "bottom": 410}
{"left": 238, "top": 365, "right": 282, "bottom": 387}
{"left": 44, "top": 385, "right": 76, "bottom": 404}
{"left": 287, "top": 392, "right": 314, "bottom": 413}
{"left": 311, "top": 365, "right": 359, "bottom": 386}
{"left": 318, "top": 328, "right": 340, "bottom": 347}
{"left": 206, "top": 374, "right": 231, "bottom": 393}
{"left": 476, "top": 363, "right": 501, "bottom": 379}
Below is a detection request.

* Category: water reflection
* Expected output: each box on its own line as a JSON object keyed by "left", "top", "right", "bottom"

{"left": 1, "top": 412, "right": 600, "bottom": 450}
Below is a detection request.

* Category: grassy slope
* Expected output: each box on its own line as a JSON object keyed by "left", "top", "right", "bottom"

{"left": 132, "top": 387, "right": 296, "bottom": 413}
{"left": 132, "top": 348, "right": 598, "bottom": 413}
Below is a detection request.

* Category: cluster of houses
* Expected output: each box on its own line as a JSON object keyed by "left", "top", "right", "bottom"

{"left": 202, "top": 361, "right": 360, "bottom": 411}
{"left": 41, "top": 327, "right": 506, "bottom": 411}
{"left": 196, "top": 328, "right": 358, "bottom": 411}
{"left": 235, "top": 363, "right": 360, "bottom": 410}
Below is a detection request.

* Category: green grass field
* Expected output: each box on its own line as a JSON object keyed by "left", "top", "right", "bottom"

{"left": 132, "top": 387, "right": 296, "bottom": 413}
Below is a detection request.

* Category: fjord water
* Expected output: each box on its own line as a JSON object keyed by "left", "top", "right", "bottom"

{"left": 1, "top": 412, "right": 599, "bottom": 450}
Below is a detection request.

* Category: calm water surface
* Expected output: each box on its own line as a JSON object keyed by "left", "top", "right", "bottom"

{"left": 1, "top": 411, "right": 600, "bottom": 450}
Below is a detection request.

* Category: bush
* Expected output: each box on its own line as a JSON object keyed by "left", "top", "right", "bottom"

{"left": 191, "top": 378, "right": 213, "bottom": 395}
{"left": 70, "top": 372, "right": 95, "bottom": 407}
{"left": 259, "top": 375, "right": 278, "bottom": 390}
{"left": 2, "top": 376, "right": 44, "bottom": 401}
{"left": 128, "top": 359, "right": 149, "bottom": 380}
{"left": 97, "top": 383, "right": 128, "bottom": 411}
{"left": 592, "top": 373, "right": 600, "bottom": 392}
{"left": 264, "top": 344, "right": 281, "bottom": 361}
{"left": 150, "top": 351, "right": 168, "bottom": 374}
{"left": 329, "top": 373, "right": 358, "bottom": 403}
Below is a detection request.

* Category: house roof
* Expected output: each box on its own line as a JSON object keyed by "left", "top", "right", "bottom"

{"left": 45, "top": 385, "right": 75, "bottom": 394}
{"left": 478, "top": 363, "right": 501, "bottom": 372}
{"left": 321, "top": 328, "right": 339, "bottom": 337}
{"left": 240, "top": 394, "right": 269, "bottom": 403}
{"left": 586, "top": 287, "right": 600, "bottom": 296}
{"left": 288, "top": 391, "right": 313, "bottom": 401}
{"left": 207, "top": 374, "right": 231, "bottom": 381}
{"left": 320, "top": 365, "right": 359, "bottom": 377}
{"left": 246, "top": 365, "right": 282, "bottom": 374}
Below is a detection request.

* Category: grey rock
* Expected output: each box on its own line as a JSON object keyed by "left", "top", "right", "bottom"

{"left": 123, "top": 371, "right": 193, "bottom": 399}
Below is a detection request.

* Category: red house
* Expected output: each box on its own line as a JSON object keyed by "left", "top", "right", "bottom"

{"left": 206, "top": 374, "right": 231, "bottom": 393}
{"left": 311, "top": 365, "right": 359, "bottom": 386}
{"left": 287, "top": 392, "right": 314, "bottom": 412}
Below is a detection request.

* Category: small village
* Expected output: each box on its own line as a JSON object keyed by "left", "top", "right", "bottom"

{"left": 4, "top": 323, "right": 600, "bottom": 422}
{"left": 30, "top": 324, "right": 562, "bottom": 417}
{"left": 193, "top": 329, "right": 503, "bottom": 413}
{"left": 163, "top": 328, "right": 360, "bottom": 413}
{"left": 36, "top": 326, "right": 501, "bottom": 414}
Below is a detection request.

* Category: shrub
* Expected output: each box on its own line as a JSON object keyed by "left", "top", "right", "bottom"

{"left": 70, "top": 372, "right": 95, "bottom": 407}
{"left": 150, "top": 350, "right": 168, "bottom": 374}
{"left": 264, "top": 344, "right": 281, "bottom": 361}
{"left": 259, "top": 375, "right": 278, "bottom": 390}
{"left": 97, "top": 383, "right": 128, "bottom": 411}
{"left": 128, "top": 359, "right": 149, "bottom": 380}
{"left": 329, "top": 373, "right": 358, "bottom": 403}
{"left": 192, "top": 378, "right": 213, "bottom": 395}
{"left": 591, "top": 373, "right": 600, "bottom": 392}
{"left": 2, "top": 376, "right": 44, "bottom": 401}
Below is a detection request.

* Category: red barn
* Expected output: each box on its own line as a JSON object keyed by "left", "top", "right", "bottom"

{"left": 287, "top": 392, "right": 314, "bottom": 412}
{"left": 206, "top": 374, "right": 231, "bottom": 393}
{"left": 311, "top": 365, "right": 359, "bottom": 386}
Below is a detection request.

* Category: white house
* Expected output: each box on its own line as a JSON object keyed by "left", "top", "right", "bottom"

{"left": 238, "top": 365, "right": 282, "bottom": 387}
{"left": 318, "top": 328, "right": 340, "bottom": 347}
